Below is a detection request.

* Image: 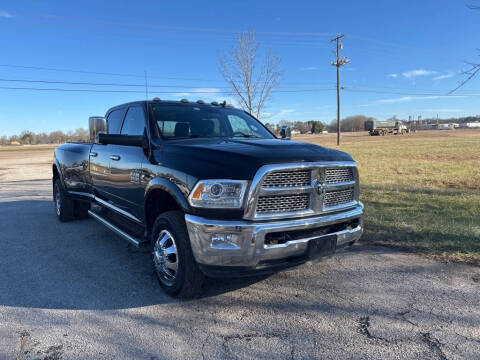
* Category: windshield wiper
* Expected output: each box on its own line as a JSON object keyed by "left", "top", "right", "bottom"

{"left": 230, "top": 134, "right": 261, "bottom": 138}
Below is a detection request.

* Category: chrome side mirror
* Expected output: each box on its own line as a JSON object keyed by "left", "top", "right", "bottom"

{"left": 89, "top": 116, "right": 106, "bottom": 143}
{"left": 280, "top": 126, "right": 291, "bottom": 140}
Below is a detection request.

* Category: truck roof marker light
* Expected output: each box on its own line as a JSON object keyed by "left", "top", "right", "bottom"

{"left": 152, "top": 97, "right": 161, "bottom": 101}
{"left": 196, "top": 99, "right": 205, "bottom": 104}
{"left": 180, "top": 98, "right": 189, "bottom": 103}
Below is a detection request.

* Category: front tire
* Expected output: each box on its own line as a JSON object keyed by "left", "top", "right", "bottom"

{"left": 53, "top": 179, "right": 75, "bottom": 222}
{"left": 151, "top": 211, "right": 204, "bottom": 298}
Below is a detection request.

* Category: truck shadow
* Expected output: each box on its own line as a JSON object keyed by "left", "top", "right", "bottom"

{"left": 0, "top": 199, "right": 271, "bottom": 310}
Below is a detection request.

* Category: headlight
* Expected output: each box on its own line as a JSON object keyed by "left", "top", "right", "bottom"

{"left": 188, "top": 180, "right": 248, "bottom": 209}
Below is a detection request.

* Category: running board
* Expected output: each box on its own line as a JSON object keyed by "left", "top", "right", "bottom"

{"left": 88, "top": 210, "right": 148, "bottom": 247}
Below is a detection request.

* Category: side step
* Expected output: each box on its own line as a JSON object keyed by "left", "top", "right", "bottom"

{"left": 88, "top": 210, "right": 148, "bottom": 248}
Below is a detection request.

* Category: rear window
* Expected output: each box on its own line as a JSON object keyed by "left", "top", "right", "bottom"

{"left": 107, "top": 109, "right": 125, "bottom": 134}
{"left": 121, "top": 106, "right": 146, "bottom": 136}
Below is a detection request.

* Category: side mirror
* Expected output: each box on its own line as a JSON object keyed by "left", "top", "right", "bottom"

{"left": 89, "top": 116, "right": 106, "bottom": 143}
{"left": 98, "top": 133, "right": 146, "bottom": 147}
{"left": 280, "top": 126, "right": 292, "bottom": 140}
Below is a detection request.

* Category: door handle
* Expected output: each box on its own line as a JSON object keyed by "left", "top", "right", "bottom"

{"left": 90, "top": 152, "right": 98, "bottom": 157}
{"left": 109, "top": 155, "right": 121, "bottom": 161}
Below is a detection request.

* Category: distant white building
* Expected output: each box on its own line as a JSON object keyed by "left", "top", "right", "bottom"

{"left": 460, "top": 122, "right": 480, "bottom": 128}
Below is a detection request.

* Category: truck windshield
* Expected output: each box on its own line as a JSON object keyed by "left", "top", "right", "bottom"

{"left": 151, "top": 103, "right": 275, "bottom": 140}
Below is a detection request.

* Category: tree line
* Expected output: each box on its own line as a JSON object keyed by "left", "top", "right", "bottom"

{"left": 1, "top": 128, "right": 89, "bottom": 145}
{"left": 2, "top": 113, "right": 478, "bottom": 146}
{"left": 265, "top": 115, "right": 374, "bottom": 135}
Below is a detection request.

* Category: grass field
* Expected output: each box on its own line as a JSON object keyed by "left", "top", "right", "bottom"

{"left": 1, "top": 130, "right": 479, "bottom": 264}
{"left": 298, "top": 130, "right": 480, "bottom": 265}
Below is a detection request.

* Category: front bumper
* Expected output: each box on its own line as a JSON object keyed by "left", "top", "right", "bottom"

{"left": 185, "top": 203, "right": 363, "bottom": 276}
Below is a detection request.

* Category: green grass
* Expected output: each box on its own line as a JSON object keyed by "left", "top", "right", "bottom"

{"left": 302, "top": 130, "right": 480, "bottom": 265}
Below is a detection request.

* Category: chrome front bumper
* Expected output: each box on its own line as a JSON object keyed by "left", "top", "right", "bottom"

{"left": 185, "top": 203, "right": 363, "bottom": 269}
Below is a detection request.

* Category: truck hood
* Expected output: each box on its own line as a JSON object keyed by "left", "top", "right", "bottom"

{"left": 160, "top": 138, "right": 354, "bottom": 181}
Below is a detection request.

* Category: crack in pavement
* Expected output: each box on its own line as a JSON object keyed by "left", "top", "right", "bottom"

{"left": 357, "top": 314, "right": 455, "bottom": 360}
{"left": 15, "top": 330, "right": 30, "bottom": 360}
{"left": 221, "top": 332, "right": 292, "bottom": 359}
{"left": 420, "top": 332, "right": 448, "bottom": 360}
{"left": 357, "top": 316, "right": 391, "bottom": 343}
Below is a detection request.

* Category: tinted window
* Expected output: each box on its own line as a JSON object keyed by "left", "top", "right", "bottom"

{"left": 107, "top": 109, "right": 125, "bottom": 134}
{"left": 228, "top": 114, "right": 263, "bottom": 137}
{"left": 121, "top": 106, "right": 146, "bottom": 135}
{"left": 152, "top": 104, "right": 274, "bottom": 140}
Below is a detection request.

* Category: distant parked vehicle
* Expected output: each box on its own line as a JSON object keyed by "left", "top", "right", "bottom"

{"left": 364, "top": 120, "right": 410, "bottom": 136}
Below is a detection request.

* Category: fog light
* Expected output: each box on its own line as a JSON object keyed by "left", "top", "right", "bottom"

{"left": 210, "top": 233, "right": 239, "bottom": 249}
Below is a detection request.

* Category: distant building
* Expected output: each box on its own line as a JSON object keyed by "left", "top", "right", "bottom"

{"left": 438, "top": 124, "right": 454, "bottom": 130}
{"left": 460, "top": 122, "right": 480, "bottom": 128}
{"left": 420, "top": 123, "right": 436, "bottom": 130}
{"left": 9, "top": 140, "right": 21, "bottom": 146}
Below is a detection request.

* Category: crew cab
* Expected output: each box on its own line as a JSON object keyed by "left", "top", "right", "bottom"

{"left": 53, "top": 99, "right": 363, "bottom": 297}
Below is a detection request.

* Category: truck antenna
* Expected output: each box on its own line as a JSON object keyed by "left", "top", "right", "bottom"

{"left": 144, "top": 70, "right": 149, "bottom": 100}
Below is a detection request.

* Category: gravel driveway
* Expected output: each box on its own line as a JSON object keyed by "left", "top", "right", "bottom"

{"left": 0, "top": 180, "right": 479, "bottom": 359}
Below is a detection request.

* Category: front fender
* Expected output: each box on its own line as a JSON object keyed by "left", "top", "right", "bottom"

{"left": 145, "top": 177, "right": 191, "bottom": 213}
{"left": 53, "top": 157, "right": 66, "bottom": 189}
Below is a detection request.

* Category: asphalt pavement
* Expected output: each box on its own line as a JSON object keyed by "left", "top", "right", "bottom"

{"left": 0, "top": 180, "right": 479, "bottom": 359}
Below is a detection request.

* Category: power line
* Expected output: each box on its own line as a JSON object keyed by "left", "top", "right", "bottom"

{"left": 342, "top": 88, "right": 480, "bottom": 97}
{"left": 2, "top": 76, "right": 475, "bottom": 94}
{"left": 19, "top": 12, "right": 336, "bottom": 38}
{"left": 0, "top": 86, "right": 336, "bottom": 94}
{"left": 0, "top": 64, "right": 226, "bottom": 82}
{"left": 0, "top": 64, "right": 334, "bottom": 86}
{"left": 1, "top": 77, "right": 477, "bottom": 97}
{"left": 1, "top": 82, "right": 477, "bottom": 97}
{"left": 0, "top": 77, "right": 336, "bottom": 89}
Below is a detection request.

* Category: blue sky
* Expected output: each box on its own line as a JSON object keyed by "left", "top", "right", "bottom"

{"left": 0, "top": 0, "right": 479, "bottom": 136}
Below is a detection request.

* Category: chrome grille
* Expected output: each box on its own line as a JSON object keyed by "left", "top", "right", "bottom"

{"left": 262, "top": 170, "right": 311, "bottom": 188}
{"left": 324, "top": 189, "right": 354, "bottom": 207}
{"left": 325, "top": 168, "right": 354, "bottom": 184}
{"left": 256, "top": 194, "right": 309, "bottom": 214}
{"left": 247, "top": 163, "right": 358, "bottom": 219}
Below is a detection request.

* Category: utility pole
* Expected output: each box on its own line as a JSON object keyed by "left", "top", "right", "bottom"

{"left": 331, "top": 34, "right": 349, "bottom": 145}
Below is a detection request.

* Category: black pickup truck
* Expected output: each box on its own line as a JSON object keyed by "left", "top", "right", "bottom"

{"left": 53, "top": 99, "right": 363, "bottom": 297}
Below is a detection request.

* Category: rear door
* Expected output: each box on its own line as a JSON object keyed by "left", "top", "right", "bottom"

{"left": 107, "top": 104, "right": 149, "bottom": 221}
{"left": 90, "top": 107, "right": 126, "bottom": 200}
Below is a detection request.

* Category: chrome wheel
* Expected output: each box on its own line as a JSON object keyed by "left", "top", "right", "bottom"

{"left": 153, "top": 230, "right": 178, "bottom": 285}
{"left": 55, "top": 186, "right": 61, "bottom": 216}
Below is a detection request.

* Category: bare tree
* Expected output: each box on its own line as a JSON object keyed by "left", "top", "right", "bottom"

{"left": 20, "top": 130, "right": 35, "bottom": 145}
{"left": 219, "top": 30, "right": 282, "bottom": 120}
{"left": 73, "top": 128, "right": 89, "bottom": 142}
{"left": 449, "top": 54, "right": 480, "bottom": 94}
{"left": 450, "top": 4, "right": 480, "bottom": 92}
